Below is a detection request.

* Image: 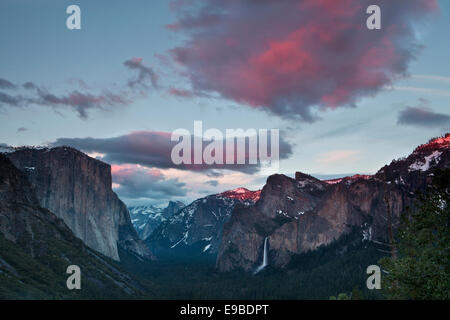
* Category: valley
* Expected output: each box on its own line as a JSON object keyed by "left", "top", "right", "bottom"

{"left": 0, "top": 134, "right": 448, "bottom": 299}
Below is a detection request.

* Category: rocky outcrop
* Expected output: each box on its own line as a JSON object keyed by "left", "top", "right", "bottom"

{"left": 146, "top": 188, "right": 260, "bottom": 260}
{"left": 129, "top": 201, "right": 185, "bottom": 240}
{"left": 0, "top": 154, "right": 151, "bottom": 299}
{"left": 217, "top": 134, "right": 450, "bottom": 272}
{"left": 6, "top": 147, "right": 152, "bottom": 261}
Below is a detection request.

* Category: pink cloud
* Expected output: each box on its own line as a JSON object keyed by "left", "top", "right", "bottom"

{"left": 111, "top": 164, "right": 162, "bottom": 178}
{"left": 168, "top": 0, "right": 438, "bottom": 121}
{"left": 317, "top": 150, "right": 362, "bottom": 165}
{"left": 168, "top": 87, "right": 194, "bottom": 98}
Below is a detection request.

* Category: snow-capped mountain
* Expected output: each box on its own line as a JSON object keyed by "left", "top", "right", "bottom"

{"left": 129, "top": 201, "right": 185, "bottom": 240}
{"left": 146, "top": 188, "right": 260, "bottom": 260}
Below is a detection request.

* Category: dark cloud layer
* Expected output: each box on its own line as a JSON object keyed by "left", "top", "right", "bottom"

{"left": 124, "top": 57, "right": 159, "bottom": 89}
{"left": 51, "top": 130, "right": 293, "bottom": 174}
{"left": 398, "top": 99, "right": 450, "bottom": 127}
{"left": 23, "top": 82, "right": 38, "bottom": 90}
{"left": 0, "top": 92, "right": 22, "bottom": 106}
{"left": 0, "top": 78, "right": 17, "bottom": 90}
{"left": 168, "top": 0, "right": 437, "bottom": 121}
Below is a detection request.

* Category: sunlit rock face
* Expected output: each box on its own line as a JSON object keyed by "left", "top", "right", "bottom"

{"left": 217, "top": 135, "right": 450, "bottom": 272}
{"left": 0, "top": 154, "right": 151, "bottom": 298}
{"left": 6, "top": 147, "right": 152, "bottom": 261}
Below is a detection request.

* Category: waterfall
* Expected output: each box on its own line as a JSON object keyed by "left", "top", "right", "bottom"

{"left": 253, "top": 237, "right": 269, "bottom": 275}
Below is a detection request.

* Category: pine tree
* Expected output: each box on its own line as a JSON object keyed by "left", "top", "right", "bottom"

{"left": 380, "top": 168, "right": 450, "bottom": 299}
{"left": 351, "top": 286, "right": 363, "bottom": 300}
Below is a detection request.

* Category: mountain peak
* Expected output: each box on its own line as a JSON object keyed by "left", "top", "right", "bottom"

{"left": 323, "top": 174, "right": 373, "bottom": 185}
{"left": 295, "top": 171, "right": 320, "bottom": 181}
{"left": 218, "top": 188, "right": 261, "bottom": 201}
{"left": 414, "top": 133, "right": 450, "bottom": 153}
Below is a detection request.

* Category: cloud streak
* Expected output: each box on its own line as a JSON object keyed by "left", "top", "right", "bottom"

{"left": 317, "top": 150, "right": 361, "bottom": 165}
{"left": 35, "top": 88, "right": 130, "bottom": 119}
{"left": 0, "top": 58, "right": 157, "bottom": 119}
{"left": 112, "top": 164, "right": 187, "bottom": 200}
{"left": 411, "top": 75, "right": 450, "bottom": 83}
{"left": 389, "top": 86, "right": 450, "bottom": 98}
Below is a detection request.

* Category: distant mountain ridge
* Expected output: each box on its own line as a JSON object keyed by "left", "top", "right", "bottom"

{"left": 146, "top": 188, "right": 260, "bottom": 260}
{"left": 217, "top": 134, "right": 450, "bottom": 272}
{"left": 129, "top": 201, "right": 185, "bottom": 240}
{"left": 2, "top": 133, "right": 448, "bottom": 278}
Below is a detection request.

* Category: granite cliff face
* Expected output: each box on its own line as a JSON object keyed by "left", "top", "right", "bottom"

{"left": 0, "top": 154, "right": 151, "bottom": 298}
{"left": 6, "top": 147, "right": 152, "bottom": 261}
{"left": 147, "top": 188, "right": 260, "bottom": 260}
{"left": 217, "top": 134, "right": 450, "bottom": 272}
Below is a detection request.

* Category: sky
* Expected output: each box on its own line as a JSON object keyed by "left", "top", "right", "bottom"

{"left": 1, "top": 0, "right": 449, "bottom": 206}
